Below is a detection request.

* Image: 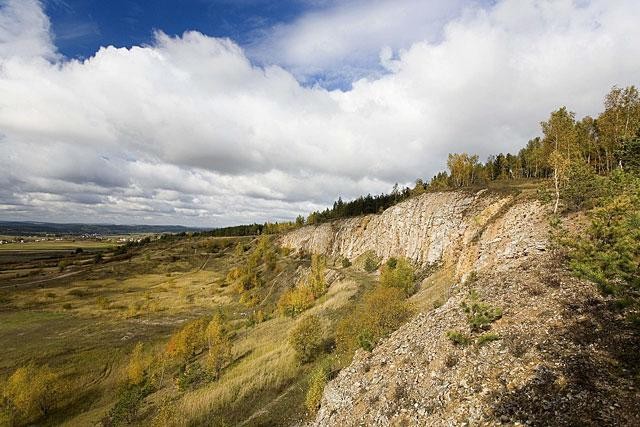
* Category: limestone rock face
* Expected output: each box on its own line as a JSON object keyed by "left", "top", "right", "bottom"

{"left": 280, "top": 190, "right": 547, "bottom": 279}
{"left": 282, "top": 191, "right": 638, "bottom": 426}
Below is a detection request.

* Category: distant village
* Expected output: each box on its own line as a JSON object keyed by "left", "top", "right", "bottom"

{"left": 0, "top": 234, "right": 150, "bottom": 245}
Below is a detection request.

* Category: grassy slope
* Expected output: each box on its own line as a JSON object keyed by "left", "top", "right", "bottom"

{"left": 0, "top": 234, "right": 385, "bottom": 426}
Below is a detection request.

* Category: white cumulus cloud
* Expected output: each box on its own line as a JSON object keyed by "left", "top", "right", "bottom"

{"left": 0, "top": 0, "right": 639, "bottom": 226}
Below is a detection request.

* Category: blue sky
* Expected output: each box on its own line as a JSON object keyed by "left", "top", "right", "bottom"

{"left": 45, "top": 0, "right": 308, "bottom": 59}
{"left": 1, "top": 0, "right": 639, "bottom": 226}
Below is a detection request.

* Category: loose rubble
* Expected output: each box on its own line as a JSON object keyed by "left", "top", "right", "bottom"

{"left": 311, "top": 256, "right": 639, "bottom": 426}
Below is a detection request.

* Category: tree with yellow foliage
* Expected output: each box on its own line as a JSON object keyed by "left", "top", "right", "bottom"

{"left": 308, "top": 254, "right": 327, "bottom": 298}
{"left": 126, "top": 342, "right": 152, "bottom": 385}
{"left": 204, "top": 314, "right": 232, "bottom": 379}
{"left": 165, "top": 319, "right": 206, "bottom": 362}
{"left": 3, "top": 363, "right": 62, "bottom": 422}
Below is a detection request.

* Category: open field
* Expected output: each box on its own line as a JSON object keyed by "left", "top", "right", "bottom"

{"left": 0, "top": 240, "right": 115, "bottom": 251}
{"left": 0, "top": 232, "right": 396, "bottom": 426}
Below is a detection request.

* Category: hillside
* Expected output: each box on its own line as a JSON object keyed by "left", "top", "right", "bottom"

{"left": 311, "top": 253, "right": 639, "bottom": 426}
{"left": 1, "top": 188, "right": 637, "bottom": 426}
{"left": 277, "top": 189, "right": 639, "bottom": 426}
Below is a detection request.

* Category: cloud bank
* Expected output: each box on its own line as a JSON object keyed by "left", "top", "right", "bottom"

{"left": 1, "top": 0, "right": 639, "bottom": 226}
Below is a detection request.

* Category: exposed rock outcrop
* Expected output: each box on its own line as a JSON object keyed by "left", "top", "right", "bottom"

{"left": 281, "top": 190, "right": 547, "bottom": 280}
{"left": 281, "top": 191, "right": 639, "bottom": 426}
{"left": 311, "top": 255, "right": 640, "bottom": 426}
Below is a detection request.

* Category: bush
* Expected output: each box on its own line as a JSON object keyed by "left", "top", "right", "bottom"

{"left": 476, "top": 332, "right": 501, "bottom": 346}
{"left": 308, "top": 254, "right": 327, "bottom": 298}
{"left": 386, "top": 257, "right": 398, "bottom": 268}
{"left": 461, "top": 290, "right": 503, "bottom": 332}
{"left": 379, "top": 257, "right": 415, "bottom": 295}
{"left": 176, "top": 363, "right": 208, "bottom": 390}
{"left": 562, "top": 170, "right": 640, "bottom": 299}
{"left": 165, "top": 318, "right": 207, "bottom": 362}
{"left": 562, "top": 161, "right": 605, "bottom": 211}
{"left": 106, "top": 382, "right": 154, "bottom": 425}
{"left": 3, "top": 363, "right": 63, "bottom": 422}
{"left": 341, "top": 258, "right": 352, "bottom": 268}
{"left": 363, "top": 256, "right": 378, "bottom": 273}
{"left": 336, "top": 286, "right": 411, "bottom": 359}
{"left": 277, "top": 285, "right": 315, "bottom": 317}
{"left": 305, "top": 365, "right": 328, "bottom": 413}
{"left": 289, "top": 315, "right": 324, "bottom": 363}
{"left": 126, "top": 342, "right": 151, "bottom": 385}
{"left": 204, "top": 314, "right": 232, "bottom": 379}
{"left": 446, "top": 330, "right": 471, "bottom": 346}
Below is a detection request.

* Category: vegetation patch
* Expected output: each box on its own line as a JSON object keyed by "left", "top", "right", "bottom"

{"left": 446, "top": 330, "right": 472, "bottom": 346}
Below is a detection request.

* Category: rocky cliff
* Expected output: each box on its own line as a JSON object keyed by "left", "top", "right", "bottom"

{"left": 281, "top": 190, "right": 639, "bottom": 426}
{"left": 311, "top": 254, "right": 639, "bottom": 426}
{"left": 281, "top": 190, "right": 547, "bottom": 280}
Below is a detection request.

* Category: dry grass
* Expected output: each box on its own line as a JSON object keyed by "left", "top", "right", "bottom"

{"left": 176, "top": 319, "right": 299, "bottom": 425}
{"left": 411, "top": 264, "right": 456, "bottom": 311}
{"left": 0, "top": 235, "right": 383, "bottom": 425}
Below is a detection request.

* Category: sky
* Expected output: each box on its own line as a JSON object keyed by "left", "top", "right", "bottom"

{"left": 0, "top": 0, "right": 639, "bottom": 227}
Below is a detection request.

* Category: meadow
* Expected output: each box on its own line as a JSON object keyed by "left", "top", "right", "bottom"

{"left": 0, "top": 232, "right": 408, "bottom": 426}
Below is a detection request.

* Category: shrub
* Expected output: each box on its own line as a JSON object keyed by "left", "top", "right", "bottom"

{"left": 336, "top": 286, "right": 411, "bottom": 359}
{"left": 562, "top": 161, "right": 605, "bottom": 211}
{"left": 289, "top": 315, "right": 324, "bottom": 363}
{"left": 476, "top": 332, "right": 501, "bottom": 346}
{"left": 226, "top": 266, "right": 261, "bottom": 292}
{"left": 277, "top": 285, "right": 315, "bottom": 317}
{"left": 562, "top": 170, "right": 640, "bottom": 299}
{"left": 3, "top": 363, "right": 63, "bottom": 421}
{"left": 176, "top": 363, "right": 208, "bottom": 390}
{"left": 204, "top": 314, "right": 232, "bottom": 379}
{"left": 363, "top": 256, "right": 378, "bottom": 273}
{"left": 461, "top": 290, "right": 503, "bottom": 332}
{"left": 308, "top": 254, "right": 327, "bottom": 298}
{"left": 446, "top": 330, "right": 471, "bottom": 346}
{"left": 385, "top": 257, "right": 398, "bottom": 268}
{"left": 341, "top": 258, "right": 352, "bottom": 268}
{"left": 106, "top": 382, "right": 154, "bottom": 425}
{"left": 379, "top": 257, "right": 415, "bottom": 295}
{"left": 126, "top": 342, "right": 151, "bottom": 385}
{"left": 305, "top": 365, "right": 328, "bottom": 413}
{"left": 165, "top": 318, "right": 207, "bottom": 362}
